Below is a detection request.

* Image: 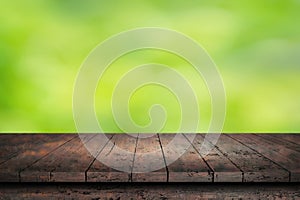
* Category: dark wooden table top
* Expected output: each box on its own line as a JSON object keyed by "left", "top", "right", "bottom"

{"left": 0, "top": 133, "right": 299, "bottom": 182}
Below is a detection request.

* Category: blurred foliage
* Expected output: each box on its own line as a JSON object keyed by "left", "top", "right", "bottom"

{"left": 0, "top": 0, "right": 299, "bottom": 132}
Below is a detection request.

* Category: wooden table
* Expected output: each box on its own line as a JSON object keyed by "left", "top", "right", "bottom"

{"left": 0, "top": 133, "right": 299, "bottom": 183}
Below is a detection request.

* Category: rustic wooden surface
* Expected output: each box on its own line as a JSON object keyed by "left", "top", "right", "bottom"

{"left": 0, "top": 183, "right": 300, "bottom": 199}
{"left": 88, "top": 134, "right": 135, "bottom": 182}
{"left": 0, "top": 133, "right": 299, "bottom": 182}
{"left": 186, "top": 134, "right": 242, "bottom": 182}
{"left": 231, "top": 134, "right": 300, "bottom": 182}
{"left": 160, "top": 134, "right": 212, "bottom": 182}
{"left": 132, "top": 134, "right": 167, "bottom": 182}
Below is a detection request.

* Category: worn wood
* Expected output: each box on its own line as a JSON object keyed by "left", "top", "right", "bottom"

{"left": 255, "top": 134, "right": 300, "bottom": 152}
{"left": 218, "top": 135, "right": 289, "bottom": 182}
{"left": 0, "top": 134, "right": 299, "bottom": 182}
{"left": 0, "top": 135, "right": 56, "bottom": 164}
{"left": 270, "top": 134, "right": 300, "bottom": 145}
{"left": 20, "top": 135, "right": 94, "bottom": 182}
{"left": 1, "top": 183, "right": 300, "bottom": 199}
{"left": 186, "top": 134, "right": 242, "bottom": 182}
{"left": 132, "top": 134, "right": 167, "bottom": 182}
{"left": 21, "top": 134, "right": 106, "bottom": 182}
{"left": 51, "top": 134, "right": 112, "bottom": 182}
{"left": 0, "top": 135, "right": 75, "bottom": 182}
{"left": 231, "top": 134, "right": 300, "bottom": 182}
{"left": 87, "top": 134, "right": 136, "bottom": 182}
{"left": 159, "top": 134, "right": 212, "bottom": 182}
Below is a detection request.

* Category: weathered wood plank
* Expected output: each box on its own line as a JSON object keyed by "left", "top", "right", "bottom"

{"left": 20, "top": 134, "right": 101, "bottom": 182}
{"left": 269, "top": 134, "right": 300, "bottom": 145}
{"left": 255, "top": 134, "right": 300, "bottom": 152}
{"left": 215, "top": 135, "right": 289, "bottom": 182}
{"left": 186, "top": 134, "right": 242, "bottom": 182}
{"left": 0, "top": 135, "right": 56, "bottom": 164}
{"left": 0, "top": 134, "right": 299, "bottom": 183}
{"left": 1, "top": 183, "right": 300, "bottom": 199}
{"left": 132, "top": 134, "right": 167, "bottom": 182}
{"left": 231, "top": 134, "right": 300, "bottom": 182}
{"left": 158, "top": 134, "right": 212, "bottom": 182}
{"left": 20, "top": 135, "right": 95, "bottom": 182}
{"left": 87, "top": 134, "right": 136, "bottom": 182}
{"left": 0, "top": 134, "right": 75, "bottom": 182}
{"left": 51, "top": 134, "right": 113, "bottom": 182}
{"left": 20, "top": 135, "right": 91, "bottom": 182}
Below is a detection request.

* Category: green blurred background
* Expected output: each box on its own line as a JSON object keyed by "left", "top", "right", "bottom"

{"left": 0, "top": 0, "right": 299, "bottom": 133}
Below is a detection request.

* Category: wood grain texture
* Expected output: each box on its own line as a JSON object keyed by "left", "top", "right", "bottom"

{"left": 0, "top": 135, "right": 58, "bottom": 164}
{"left": 87, "top": 134, "right": 136, "bottom": 182}
{"left": 231, "top": 134, "right": 300, "bottom": 182}
{"left": 0, "top": 134, "right": 75, "bottom": 182}
{"left": 159, "top": 134, "right": 212, "bottom": 182}
{"left": 186, "top": 134, "right": 242, "bottom": 182}
{"left": 216, "top": 135, "right": 289, "bottom": 182}
{"left": 1, "top": 183, "right": 299, "bottom": 199}
{"left": 132, "top": 134, "right": 167, "bottom": 182}
{"left": 20, "top": 135, "right": 94, "bottom": 182}
{"left": 0, "top": 134, "right": 299, "bottom": 182}
{"left": 21, "top": 134, "right": 115, "bottom": 182}
{"left": 255, "top": 134, "right": 300, "bottom": 152}
{"left": 270, "top": 134, "right": 300, "bottom": 145}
